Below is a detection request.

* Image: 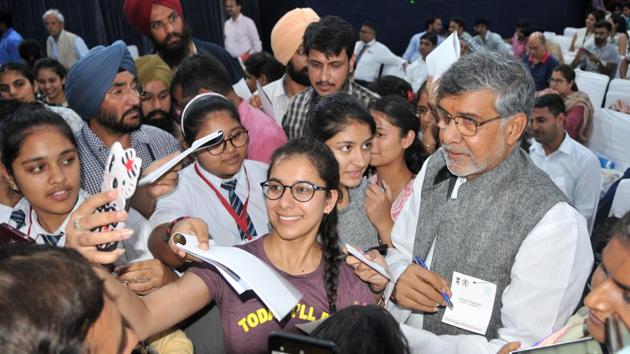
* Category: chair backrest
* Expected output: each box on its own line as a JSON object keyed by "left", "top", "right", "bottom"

{"left": 543, "top": 31, "right": 556, "bottom": 40}
{"left": 604, "top": 90, "right": 630, "bottom": 109}
{"left": 552, "top": 36, "right": 573, "bottom": 53}
{"left": 608, "top": 78, "right": 630, "bottom": 92}
{"left": 563, "top": 27, "right": 579, "bottom": 38}
{"left": 127, "top": 45, "right": 139, "bottom": 59}
{"left": 575, "top": 69, "right": 610, "bottom": 108}
{"left": 589, "top": 108, "right": 630, "bottom": 172}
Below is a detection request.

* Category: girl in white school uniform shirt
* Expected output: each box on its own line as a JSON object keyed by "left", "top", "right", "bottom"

{"left": 0, "top": 107, "right": 151, "bottom": 264}
{"left": 148, "top": 93, "right": 269, "bottom": 265}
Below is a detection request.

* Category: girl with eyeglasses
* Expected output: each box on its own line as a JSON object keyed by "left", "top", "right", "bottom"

{"left": 0, "top": 62, "right": 83, "bottom": 134}
{"left": 306, "top": 93, "right": 380, "bottom": 250}
{"left": 544, "top": 64, "right": 594, "bottom": 145}
{"left": 89, "top": 138, "right": 375, "bottom": 354}
{"left": 367, "top": 96, "right": 427, "bottom": 246}
{"left": 148, "top": 93, "right": 270, "bottom": 267}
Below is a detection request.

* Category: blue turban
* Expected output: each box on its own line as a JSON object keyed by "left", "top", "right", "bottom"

{"left": 65, "top": 40, "right": 137, "bottom": 121}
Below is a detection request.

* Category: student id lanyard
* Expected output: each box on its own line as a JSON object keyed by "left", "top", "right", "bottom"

{"left": 193, "top": 162, "right": 254, "bottom": 240}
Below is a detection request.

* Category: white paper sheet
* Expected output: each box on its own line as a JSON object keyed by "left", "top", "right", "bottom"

{"left": 426, "top": 32, "right": 461, "bottom": 80}
{"left": 138, "top": 130, "right": 223, "bottom": 187}
{"left": 441, "top": 271, "right": 497, "bottom": 335}
{"left": 176, "top": 234, "right": 303, "bottom": 320}
{"left": 256, "top": 81, "right": 275, "bottom": 120}
{"left": 233, "top": 78, "right": 252, "bottom": 100}
{"left": 345, "top": 243, "right": 391, "bottom": 280}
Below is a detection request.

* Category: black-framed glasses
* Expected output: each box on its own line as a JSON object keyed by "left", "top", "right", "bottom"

{"left": 431, "top": 105, "right": 504, "bottom": 137}
{"left": 197, "top": 129, "right": 248, "bottom": 155}
{"left": 260, "top": 180, "right": 329, "bottom": 202}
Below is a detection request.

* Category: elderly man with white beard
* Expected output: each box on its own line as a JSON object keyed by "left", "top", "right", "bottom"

{"left": 351, "top": 50, "right": 593, "bottom": 354}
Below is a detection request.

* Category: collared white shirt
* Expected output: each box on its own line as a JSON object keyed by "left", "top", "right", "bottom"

{"left": 385, "top": 153, "right": 593, "bottom": 354}
{"left": 260, "top": 75, "right": 293, "bottom": 125}
{"left": 353, "top": 40, "right": 407, "bottom": 82}
{"left": 529, "top": 133, "right": 602, "bottom": 225}
{"left": 149, "top": 159, "right": 270, "bottom": 246}
{"left": 405, "top": 56, "right": 428, "bottom": 92}
{"left": 47, "top": 30, "right": 89, "bottom": 60}
{"left": 6, "top": 192, "right": 151, "bottom": 266}
{"left": 224, "top": 13, "right": 262, "bottom": 58}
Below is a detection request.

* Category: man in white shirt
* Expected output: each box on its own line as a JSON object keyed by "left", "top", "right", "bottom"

{"left": 353, "top": 21, "right": 407, "bottom": 86}
{"left": 42, "top": 9, "right": 89, "bottom": 69}
{"left": 353, "top": 51, "right": 593, "bottom": 354}
{"left": 529, "top": 94, "right": 601, "bottom": 226}
{"left": 257, "top": 8, "right": 319, "bottom": 124}
{"left": 405, "top": 33, "right": 436, "bottom": 92}
{"left": 223, "top": 0, "right": 262, "bottom": 60}
{"left": 472, "top": 18, "right": 511, "bottom": 54}
{"left": 402, "top": 16, "right": 446, "bottom": 62}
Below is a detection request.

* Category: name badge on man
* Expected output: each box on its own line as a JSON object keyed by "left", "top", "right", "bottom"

{"left": 441, "top": 271, "right": 497, "bottom": 335}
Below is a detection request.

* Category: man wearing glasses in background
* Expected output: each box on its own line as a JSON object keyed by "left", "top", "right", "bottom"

{"left": 66, "top": 40, "right": 180, "bottom": 218}
{"left": 357, "top": 51, "right": 593, "bottom": 353}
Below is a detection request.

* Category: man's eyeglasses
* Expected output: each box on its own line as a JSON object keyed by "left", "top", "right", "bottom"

{"left": 107, "top": 83, "right": 142, "bottom": 99}
{"left": 196, "top": 129, "right": 248, "bottom": 155}
{"left": 260, "top": 180, "right": 329, "bottom": 202}
{"left": 431, "top": 105, "right": 504, "bottom": 137}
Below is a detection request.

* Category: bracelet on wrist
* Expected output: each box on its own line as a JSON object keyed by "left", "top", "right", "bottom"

{"left": 164, "top": 216, "right": 190, "bottom": 243}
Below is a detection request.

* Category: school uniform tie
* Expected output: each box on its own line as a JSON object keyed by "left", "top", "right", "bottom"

{"left": 9, "top": 209, "right": 26, "bottom": 229}
{"left": 221, "top": 179, "right": 257, "bottom": 241}
{"left": 39, "top": 232, "right": 64, "bottom": 247}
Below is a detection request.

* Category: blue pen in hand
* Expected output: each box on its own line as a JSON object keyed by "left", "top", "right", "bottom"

{"left": 413, "top": 256, "right": 454, "bottom": 310}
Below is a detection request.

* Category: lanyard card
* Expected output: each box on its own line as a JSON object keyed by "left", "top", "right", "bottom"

{"left": 95, "top": 142, "right": 142, "bottom": 251}
{"left": 441, "top": 271, "right": 497, "bottom": 335}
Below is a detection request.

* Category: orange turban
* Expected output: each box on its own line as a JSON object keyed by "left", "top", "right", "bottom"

{"left": 270, "top": 8, "right": 319, "bottom": 66}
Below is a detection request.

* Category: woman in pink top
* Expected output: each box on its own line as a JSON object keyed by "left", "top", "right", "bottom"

{"left": 547, "top": 64, "right": 594, "bottom": 145}
{"left": 511, "top": 19, "right": 530, "bottom": 59}
{"left": 366, "top": 96, "right": 427, "bottom": 246}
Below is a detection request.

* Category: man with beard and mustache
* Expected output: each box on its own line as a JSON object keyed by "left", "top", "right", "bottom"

{"left": 135, "top": 54, "right": 182, "bottom": 141}
{"left": 529, "top": 94, "right": 600, "bottom": 225}
{"left": 354, "top": 51, "right": 592, "bottom": 354}
{"left": 283, "top": 15, "right": 378, "bottom": 139}
{"left": 255, "top": 7, "right": 319, "bottom": 125}
{"left": 571, "top": 20, "right": 620, "bottom": 78}
{"left": 66, "top": 41, "right": 180, "bottom": 217}
{"left": 123, "top": 0, "right": 244, "bottom": 87}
